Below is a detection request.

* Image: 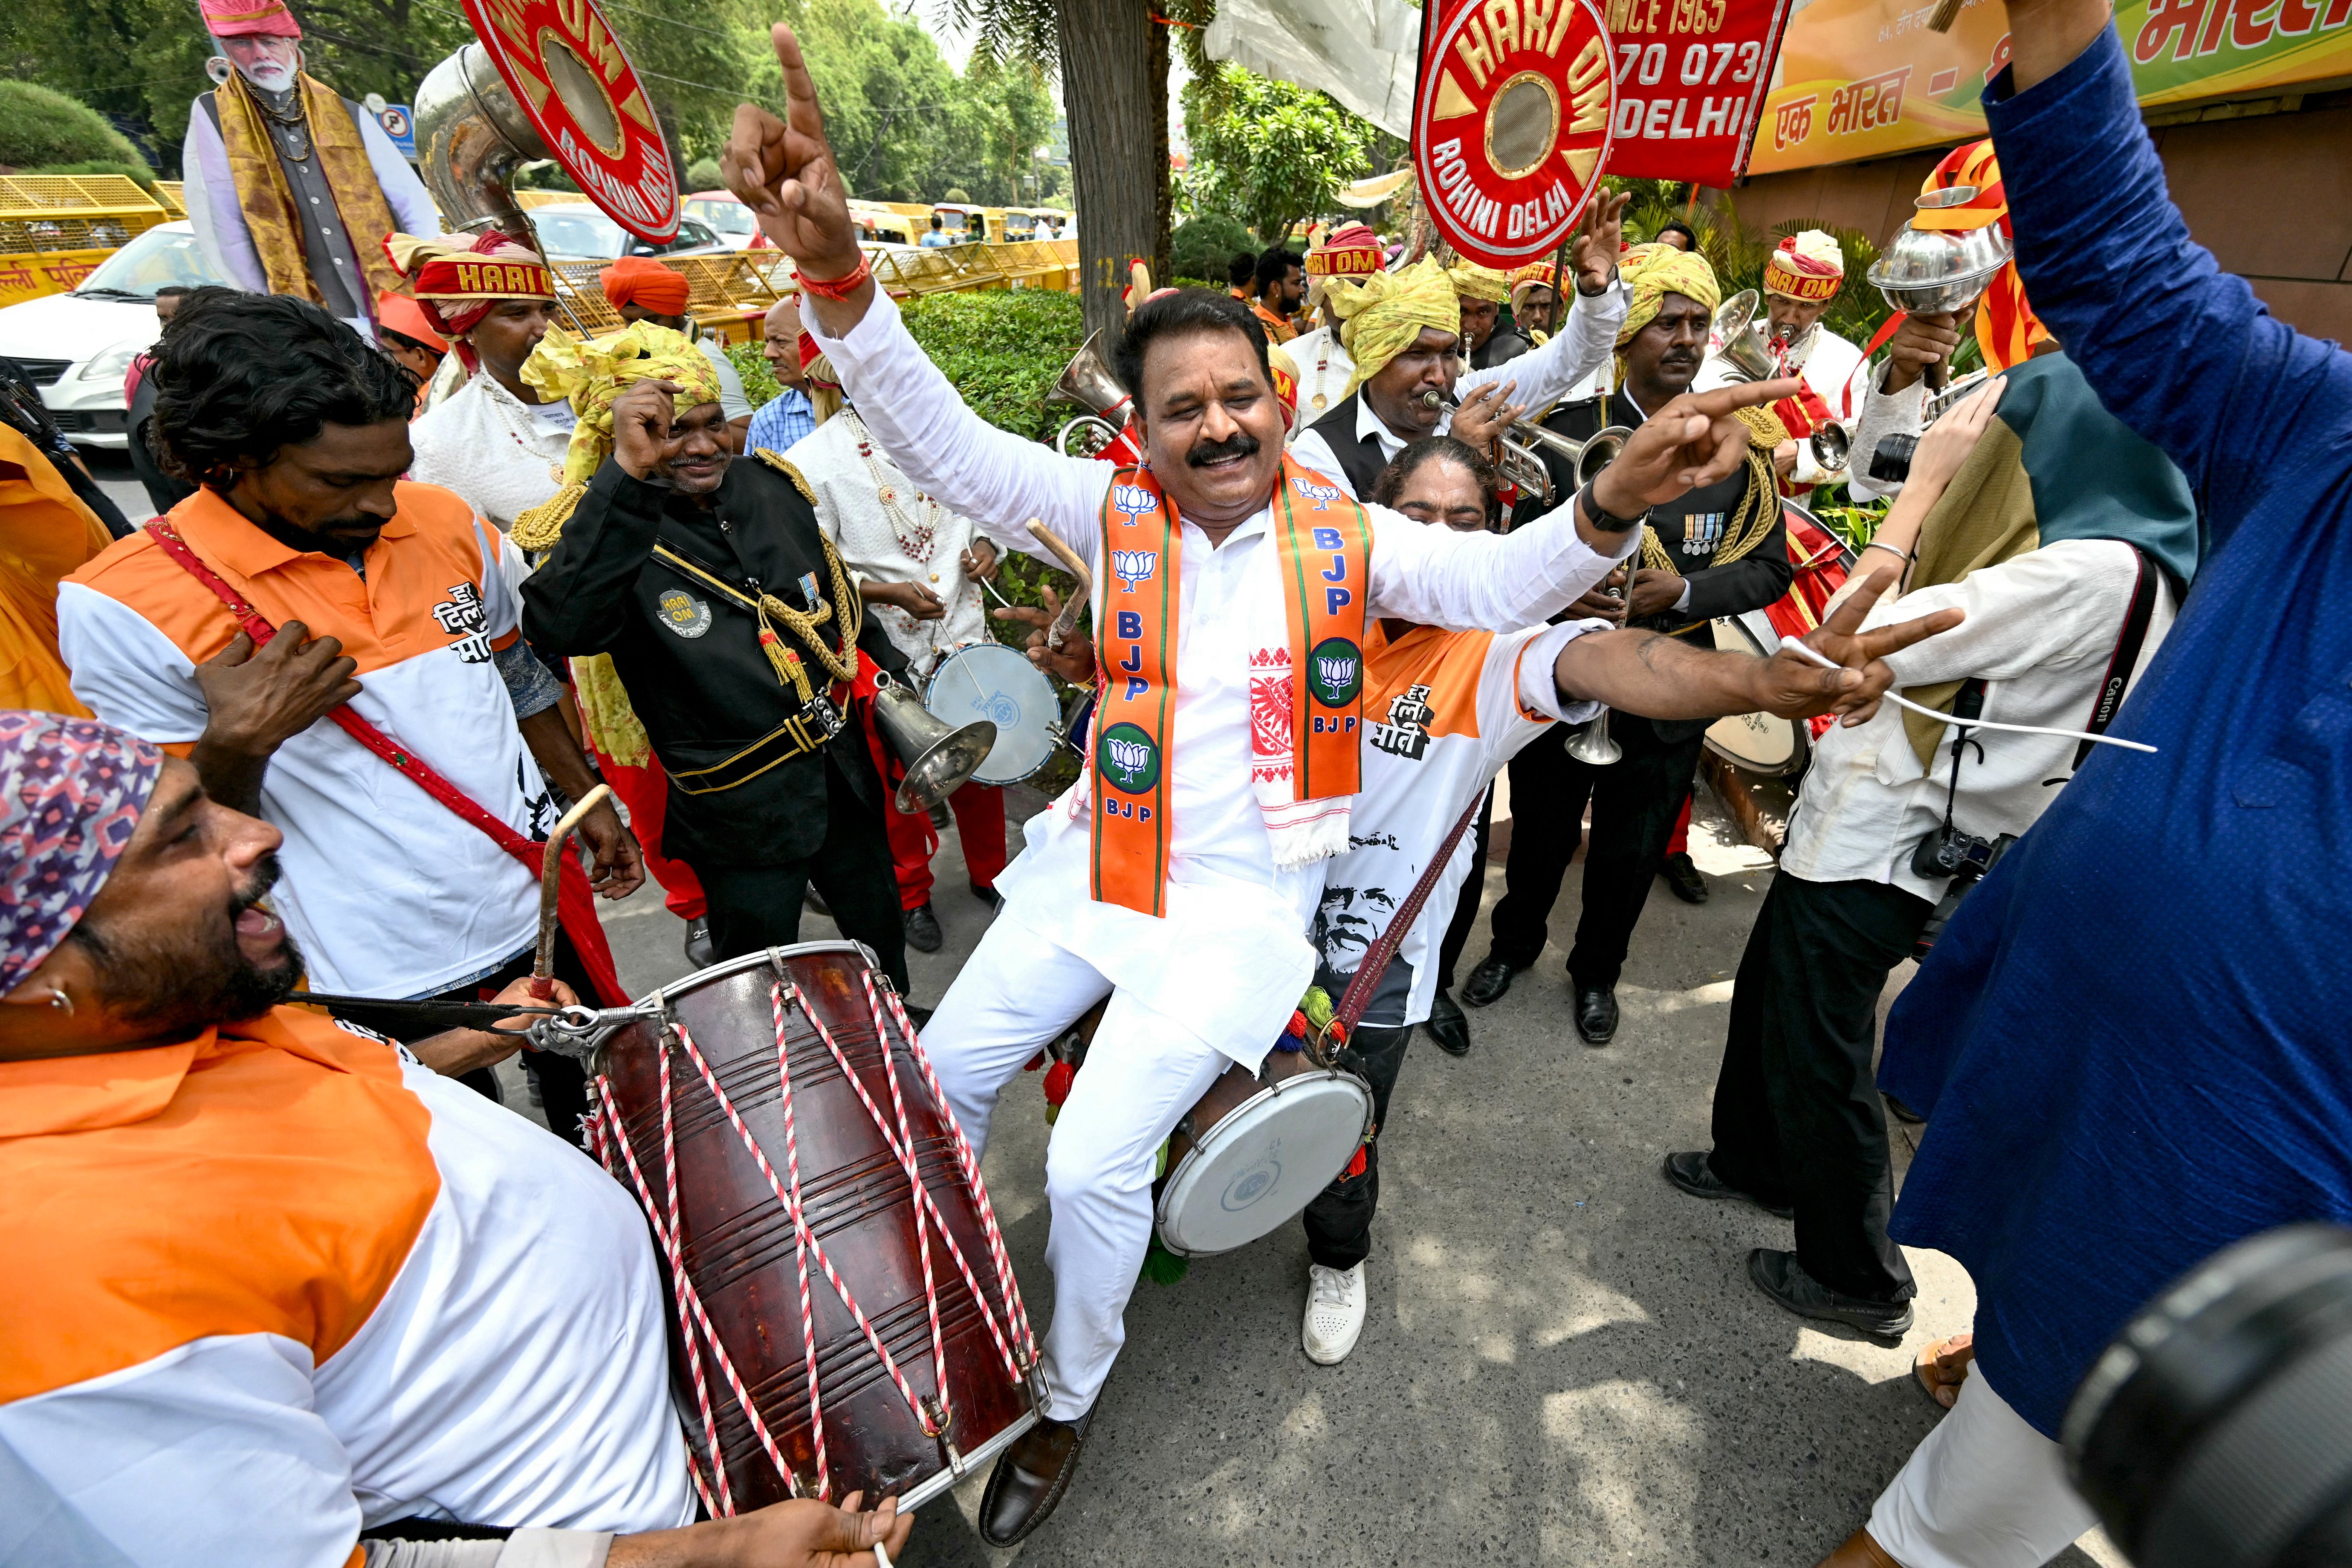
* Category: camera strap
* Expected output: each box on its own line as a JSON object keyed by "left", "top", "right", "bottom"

{"left": 1936, "top": 678, "right": 1988, "bottom": 841}
{"left": 2069, "top": 546, "right": 2158, "bottom": 772}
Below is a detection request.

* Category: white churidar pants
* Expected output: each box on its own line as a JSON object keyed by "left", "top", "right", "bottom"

{"left": 923, "top": 914, "right": 1230, "bottom": 1421}
{"left": 1866, "top": 1368, "right": 2100, "bottom": 1568}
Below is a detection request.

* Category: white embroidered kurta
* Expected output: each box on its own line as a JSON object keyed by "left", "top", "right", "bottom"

{"left": 806, "top": 289, "right": 1640, "bottom": 1063}
{"left": 788, "top": 409, "right": 988, "bottom": 668}
{"left": 409, "top": 375, "right": 576, "bottom": 531}
{"left": 1283, "top": 323, "right": 1356, "bottom": 426}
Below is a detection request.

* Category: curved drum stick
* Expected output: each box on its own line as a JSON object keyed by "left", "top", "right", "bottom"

{"left": 534, "top": 783, "right": 614, "bottom": 996}
{"left": 1024, "top": 519, "right": 1093, "bottom": 651}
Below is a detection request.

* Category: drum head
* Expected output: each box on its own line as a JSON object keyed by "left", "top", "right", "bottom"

{"left": 926, "top": 643, "right": 1059, "bottom": 786}
{"left": 1704, "top": 617, "right": 1806, "bottom": 775}
{"left": 1156, "top": 1070, "right": 1372, "bottom": 1258}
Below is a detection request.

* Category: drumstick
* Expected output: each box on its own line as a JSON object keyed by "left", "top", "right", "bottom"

{"left": 1024, "top": 519, "right": 1094, "bottom": 651}
{"left": 1778, "top": 637, "right": 2158, "bottom": 752}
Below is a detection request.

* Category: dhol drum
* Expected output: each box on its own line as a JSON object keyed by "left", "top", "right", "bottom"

{"left": 1704, "top": 610, "right": 1811, "bottom": 776}
{"left": 570, "top": 943, "right": 1040, "bottom": 1516}
{"left": 924, "top": 642, "right": 1062, "bottom": 786}
{"left": 1155, "top": 1045, "right": 1375, "bottom": 1257}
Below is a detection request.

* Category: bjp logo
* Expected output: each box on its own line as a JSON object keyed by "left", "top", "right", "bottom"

{"left": 1291, "top": 477, "right": 1345, "bottom": 511}
{"left": 1306, "top": 636, "right": 1362, "bottom": 707}
{"left": 1111, "top": 549, "right": 1157, "bottom": 591}
{"left": 1096, "top": 721, "right": 1162, "bottom": 794}
{"left": 1111, "top": 483, "right": 1158, "bottom": 524}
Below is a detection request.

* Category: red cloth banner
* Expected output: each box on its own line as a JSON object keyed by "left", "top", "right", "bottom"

{"left": 1596, "top": 0, "right": 1796, "bottom": 185}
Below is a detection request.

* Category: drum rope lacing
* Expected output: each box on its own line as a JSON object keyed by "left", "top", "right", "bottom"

{"left": 585, "top": 975, "right": 1038, "bottom": 1513}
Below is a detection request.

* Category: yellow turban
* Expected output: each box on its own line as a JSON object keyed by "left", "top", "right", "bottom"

{"left": 1616, "top": 243, "right": 1721, "bottom": 347}
{"left": 1326, "top": 255, "right": 1461, "bottom": 398}
{"left": 511, "top": 321, "right": 726, "bottom": 770}
{"left": 1447, "top": 262, "right": 1511, "bottom": 303}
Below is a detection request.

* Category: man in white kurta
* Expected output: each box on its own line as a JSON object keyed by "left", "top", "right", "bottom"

{"left": 728, "top": 30, "right": 1801, "bottom": 1541}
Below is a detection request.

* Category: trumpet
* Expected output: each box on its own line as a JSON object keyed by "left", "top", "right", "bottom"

{"left": 1564, "top": 582, "right": 1625, "bottom": 764}
{"left": 1414, "top": 387, "right": 1632, "bottom": 507}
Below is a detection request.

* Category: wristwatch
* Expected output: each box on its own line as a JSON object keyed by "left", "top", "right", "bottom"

{"left": 1577, "top": 264, "right": 1618, "bottom": 298}
{"left": 1577, "top": 478, "right": 1645, "bottom": 533}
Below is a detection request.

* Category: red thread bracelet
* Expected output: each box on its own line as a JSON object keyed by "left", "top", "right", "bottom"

{"left": 795, "top": 253, "right": 872, "bottom": 301}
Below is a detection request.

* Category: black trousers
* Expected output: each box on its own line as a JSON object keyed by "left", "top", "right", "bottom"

{"left": 680, "top": 758, "right": 909, "bottom": 995}
{"left": 1485, "top": 718, "right": 1707, "bottom": 987}
{"left": 1705, "top": 873, "right": 1932, "bottom": 1304}
{"left": 1435, "top": 787, "right": 1494, "bottom": 994}
{"left": 1300, "top": 1022, "right": 1412, "bottom": 1270}
{"left": 327, "top": 930, "right": 598, "bottom": 1150}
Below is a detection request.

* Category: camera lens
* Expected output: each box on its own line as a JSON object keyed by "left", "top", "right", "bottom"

{"left": 1869, "top": 432, "right": 1918, "bottom": 485}
{"left": 2064, "top": 1225, "right": 2352, "bottom": 1568}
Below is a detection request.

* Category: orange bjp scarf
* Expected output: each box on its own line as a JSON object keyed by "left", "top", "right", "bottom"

{"left": 1089, "top": 454, "right": 1372, "bottom": 917}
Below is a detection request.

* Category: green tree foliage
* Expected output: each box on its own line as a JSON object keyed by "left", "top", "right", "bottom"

{"left": 1181, "top": 74, "right": 1377, "bottom": 247}
{"left": 0, "top": 81, "right": 151, "bottom": 170}
{"left": 1170, "top": 212, "right": 1254, "bottom": 284}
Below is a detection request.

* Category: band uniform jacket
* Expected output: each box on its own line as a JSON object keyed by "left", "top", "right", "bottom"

{"left": 521, "top": 456, "right": 908, "bottom": 868}
{"left": 1516, "top": 389, "right": 1791, "bottom": 743}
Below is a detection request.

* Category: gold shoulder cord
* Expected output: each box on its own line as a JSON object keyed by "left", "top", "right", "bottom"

{"left": 651, "top": 524, "right": 864, "bottom": 703}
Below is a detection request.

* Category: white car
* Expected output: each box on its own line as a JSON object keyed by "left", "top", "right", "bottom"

{"left": 0, "top": 221, "right": 225, "bottom": 449}
{"left": 529, "top": 203, "right": 730, "bottom": 263}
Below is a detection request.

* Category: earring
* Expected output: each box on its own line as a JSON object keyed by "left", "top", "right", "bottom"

{"left": 48, "top": 987, "right": 73, "bottom": 1014}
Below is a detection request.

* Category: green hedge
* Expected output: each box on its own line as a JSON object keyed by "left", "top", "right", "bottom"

{"left": 0, "top": 82, "right": 148, "bottom": 173}
{"left": 899, "top": 288, "right": 1084, "bottom": 443}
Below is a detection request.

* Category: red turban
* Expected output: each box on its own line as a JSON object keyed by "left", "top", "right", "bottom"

{"left": 382, "top": 229, "right": 553, "bottom": 340}
{"left": 200, "top": 0, "right": 300, "bottom": 37}
{"left": 601, "top": 257, "right": 692, "bottom": 316}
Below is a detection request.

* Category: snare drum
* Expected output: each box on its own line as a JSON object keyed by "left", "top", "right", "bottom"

{"left": 924, "top": 642, "right": 1061, "bottom": 786}
{"left": 1704, "top": 613, "right": 1811, "bottom": 776}
{"left": 1155, "top": 1047, "right": 1374, "bottom": 1258}
{"left": 582, "top": 943, "right": 1039, "bottom": 1515}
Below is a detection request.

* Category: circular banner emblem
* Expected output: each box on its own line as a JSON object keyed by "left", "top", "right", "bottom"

{"left": 1307, "top": 637, "right": 1363, "bottom": 708}
{"left": 1413, "top": 0, "right": 1616, "bottom": 271}
{"left": 1096, "top": 721, "right": 1162, "bottom": 796}
{"left": 462, "top": 0, "right": 679, "bottom": 242}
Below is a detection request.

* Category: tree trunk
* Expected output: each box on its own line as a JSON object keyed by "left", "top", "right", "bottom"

{"left": 1056, "top": 0, "right": 1166, "bottom": 348}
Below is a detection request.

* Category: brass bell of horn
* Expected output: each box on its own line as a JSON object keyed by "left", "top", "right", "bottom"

{"left": 1710, "top": 290, "right": 1782, "bottom": 384}
{"left": 871, "top": 670, "right": 996, "bottom": 814}
{"left": 1047, "top": 330, "right": 1134, "bottom": 421}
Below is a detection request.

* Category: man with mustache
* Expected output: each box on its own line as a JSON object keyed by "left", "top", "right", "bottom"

{"left": 720, "top": 30, "right": 1811, "bottom": 1543}
{"left": 1462, "top": 244, "right": 1795, "bottom": 1046}
{"left": 0, "top": 709, "right": 918, "bottom": 1568}
{"left": 1289, "top": 191, "right": 1631, "bottom": 501}
{"left": 517, "top": 322, "right": 918, "bottom": 991}
{"left": 56, "top": 289, "right": 642, "bottom": 1145}
{"left": 180, "top": 0, "right": 439, "bottom": 338}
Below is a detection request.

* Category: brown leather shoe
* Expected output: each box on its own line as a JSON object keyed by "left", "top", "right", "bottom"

{"left": 978, "top": 1405, "right": 1096, "bottom": 1547}
{"left": 1815, "top": 1526, "right": 1904, "bottom": 1568}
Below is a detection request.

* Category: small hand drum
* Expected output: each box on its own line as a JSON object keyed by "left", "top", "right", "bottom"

{"left": 924, "top": 642, "right": 1062, "bottom": 787}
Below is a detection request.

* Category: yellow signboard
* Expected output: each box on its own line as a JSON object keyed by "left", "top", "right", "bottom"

{"left": 1751, "top": 0, "right": 2352, "bottom": 172}
{"left": 0, "top": 250, "right": 113, "bottom": 310}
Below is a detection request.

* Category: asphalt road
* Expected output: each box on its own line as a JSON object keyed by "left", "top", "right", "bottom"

{"left": 86, "top": 448, "right": 2121, "bottom": 1567}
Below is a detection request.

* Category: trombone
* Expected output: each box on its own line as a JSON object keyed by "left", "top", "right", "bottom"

{"left": 1415, "top": 387, "right": 1634, "bottom": 507}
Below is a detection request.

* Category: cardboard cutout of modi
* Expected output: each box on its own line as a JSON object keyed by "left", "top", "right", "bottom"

{"left": 182, "top": 0, "right": 442, "bottom": 335}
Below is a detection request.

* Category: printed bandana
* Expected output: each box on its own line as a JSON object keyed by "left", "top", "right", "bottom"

{"left": 1090, "top": 454, "right": 1371, "bottom": 916}
{"left": 0, "top": 711, "right": 162, "bottom": 996}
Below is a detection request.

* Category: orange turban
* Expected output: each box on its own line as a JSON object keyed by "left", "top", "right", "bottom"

{"left": 600, "top": 256, "right": 692, "bottom": 316}
{"left": 1915, "top": 140, "right": 2050, "bottom": 373}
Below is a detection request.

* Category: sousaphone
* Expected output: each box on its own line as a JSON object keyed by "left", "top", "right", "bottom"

{"left": 415, "top": 0, "right": 680, "bottom": 246}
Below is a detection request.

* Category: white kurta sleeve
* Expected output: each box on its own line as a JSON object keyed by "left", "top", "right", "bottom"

{"left": 804, "top": 291, "right": 1111, "bottom": 570}
{"left": 1362, "top": 491, "right": 1638, "bottom": 633}
{"left": 181, "top": 102, "right": 269, "bottom": 295}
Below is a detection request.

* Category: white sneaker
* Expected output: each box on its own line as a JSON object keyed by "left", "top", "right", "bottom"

{"left": 1302, "top": 1262, "right": 1367, "bottom": 1364}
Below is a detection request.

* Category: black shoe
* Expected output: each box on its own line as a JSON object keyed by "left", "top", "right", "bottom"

{"left": 1460, "top": 956, "right": 1519, "bottom": 1008}
{"left": 1574, "top": 984, "right": 1618, "bottom": 1045}
{"left": 682, "top": 916, "right": 715, "bottom": 969}
{"left": 1662, "top": 1150, "right": 1794, "bottom": 1219}
{"left": 903, "top": 903, "right": 943, "bottom": 953}
{"left": 804, "top": 882, "right": 830, "bottom": 917}
{"left": 1425, "top": 989, "right": 1471, "bottom": 1056}
{"left": 929, "top": 800, "right": 952, "bottom": 830}
{"left": 1746, "top": 1248, "right": 1913, "bottom": 1341}
{"left": 978, "top": 1404, "right": 1097, "bottom": 1546}
{"left": 1661, "top": 851, "right": 1709, "bottom": 904}
{"left": 1885, "top": 1094, "right": 1926, "bottom": 1125}
{"left": 971, "top": 883, "right": 1004, "bottom": 912}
